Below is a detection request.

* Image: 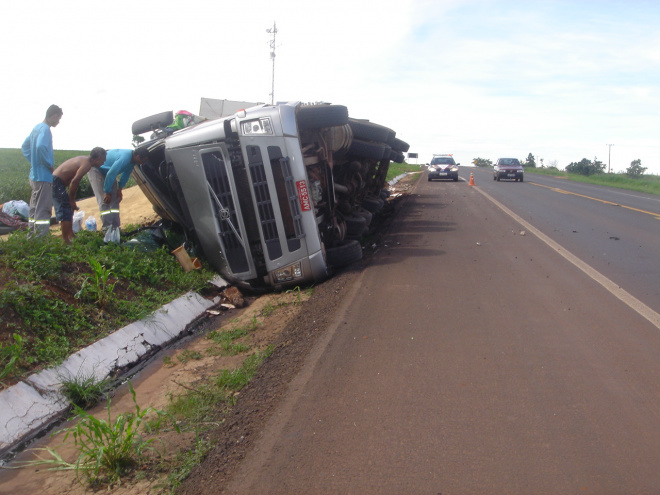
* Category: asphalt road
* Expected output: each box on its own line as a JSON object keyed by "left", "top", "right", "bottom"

{"left": 223, "top": 172, "right": 660, "bottom": 495}
{"left": 465, "top": 166, "right": 660, "bottom": 314}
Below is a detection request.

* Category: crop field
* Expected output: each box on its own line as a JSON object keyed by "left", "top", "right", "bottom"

{"left": 0, "top": 148, "right": 140, "bottom": 204}
{"left": 0, "top": 148, "right": 90, "bottom": 204}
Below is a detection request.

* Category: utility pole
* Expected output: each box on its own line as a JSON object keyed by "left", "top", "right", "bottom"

{"left": 266, "top": 22, "right": 277, "bottom": 105}
{"left": 606, "top": 143, "right": 614, "bottom": 173}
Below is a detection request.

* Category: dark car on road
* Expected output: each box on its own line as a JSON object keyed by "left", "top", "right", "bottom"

{"left": 428, "top": 154, "right": 459, "bottom": 181}
{"left": 493, "top": 158, "right": 524, "bottom": 182}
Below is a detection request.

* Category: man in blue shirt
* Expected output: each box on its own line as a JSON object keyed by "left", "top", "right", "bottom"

{"left": 88, "top": 148, "right": 149, "bottom": 230}
{"left": 21, "top": 104, "right": 63, "bottom": 238}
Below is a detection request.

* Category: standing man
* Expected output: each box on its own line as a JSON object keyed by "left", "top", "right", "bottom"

{"left": 88, "top": 148, "right": 149, "bottom": 231}
{"left": 21, "top": 104, "right": 63, "bottom": 238}
{"left": 52, "top": 147, "right": 107, "bottom": 244}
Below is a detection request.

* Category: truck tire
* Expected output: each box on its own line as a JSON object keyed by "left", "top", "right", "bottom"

{"left": 348, "top": 119, "right": 393, "bottom": 143}
{"left": 391, "top": 137, "right": 410, "bottom": 153}
{"left": 132, "top": 111, "right": 174, "bottom": 136}
{"left": 326, "top": 240, "right": 363, "bottom": 267}
{"left": 297, "top": 105, "right": 349, "bottom": 130}
{"left": 348, "top": 139, "right": 389, "bottom": 160}
{"left": 355, "top": 206, "right": 373, "bottom": 226}
{"left": 343, "top": 214, "right": 368, "bottom": 237}
{"left": 389, "top": 150, "right": 405, "bottom": 163}
{"left": 362, "top": 196, "right": 384, "bottom": 213}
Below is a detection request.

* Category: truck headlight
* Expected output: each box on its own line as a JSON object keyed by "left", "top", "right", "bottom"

{"left": 241, "top": 117, "right": 273, "bottom": 135}
{"left": 272, "top": 262, "right": 303, "bottom": 283}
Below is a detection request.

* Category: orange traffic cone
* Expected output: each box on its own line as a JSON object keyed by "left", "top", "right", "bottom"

{"left": 469, "top": 172, "right": 475, "bottom": 186}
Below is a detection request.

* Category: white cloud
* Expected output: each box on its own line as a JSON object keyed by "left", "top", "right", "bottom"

{"left": 1, "top": 0, "right": 658, "bottom": 174}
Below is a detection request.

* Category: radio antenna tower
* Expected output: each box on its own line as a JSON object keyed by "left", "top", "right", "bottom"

{"left": 267, "top": 22, "right": 278, "bottom": 104}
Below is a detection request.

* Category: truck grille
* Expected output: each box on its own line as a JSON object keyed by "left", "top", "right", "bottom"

{"left": 268, "top": 147, "right": 303, "bottom": 252}
{"left": 201, "top": 151, "right": 250, "bottom": 273}
{"left": 247, "top": 146, "right": 282, "bottom": 260}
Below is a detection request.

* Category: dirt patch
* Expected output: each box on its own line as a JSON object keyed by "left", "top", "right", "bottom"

{"left": 70, "top": 187, "right": 161, "bottom": 231}
{"left": 0, "top": 289, "right": 312, "bottom": 494}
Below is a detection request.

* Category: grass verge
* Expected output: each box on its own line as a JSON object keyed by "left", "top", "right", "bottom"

{"left": 0, "top": 225, "right": 216, "bottom": 386}
{"left": 387, "top": 161, "right": 423, "bottom": 182}
{"left": 525, "top": 168, "right": 660, "bottom": 195}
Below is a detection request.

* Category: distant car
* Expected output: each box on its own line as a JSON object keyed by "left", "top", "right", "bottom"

{"left": 493, "top": 158, "right": 524, "bottom": 181}
{"left": 428, "top": 154, "right": 459, "bottom": 181}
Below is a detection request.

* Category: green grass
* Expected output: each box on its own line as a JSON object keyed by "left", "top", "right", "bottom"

{"left": 161, "top": 346, "right": 274, "bottom": 492}
{"left": 205, "top": 316, "right": 259, "bottom": 356}
{"left": 165, "top": 435, "right": 213, "bottom": 493}
{"left": 58, "top": 366, "right": 109, "bottom": 409}
{"left": 387, "top": 161, "right": 423, "bottom": 182}
{"left": 525, "top": 168, "right": 660, "bottom": 195}
{"left": 0, "top": 228, "right": 217, "bottom": 384}
{"left": 166, "top": 347, "right": 273, "bottom": 425}
{"left": 0, "top": 148, "right": 136, "bottom": 204}
{"left": 19, "top": 382, "right": 179, "bottom": 487}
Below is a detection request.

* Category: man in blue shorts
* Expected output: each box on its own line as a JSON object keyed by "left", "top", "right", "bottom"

{"left": 52, "top": 147, "right": 107, "bottom": 244}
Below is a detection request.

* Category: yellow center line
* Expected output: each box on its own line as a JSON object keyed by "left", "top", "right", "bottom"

{"left": 529, "top": 182, "right": 660, "bottom": 220}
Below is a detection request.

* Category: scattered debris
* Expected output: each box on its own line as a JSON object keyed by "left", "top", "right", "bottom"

{"left": 221, "top": 287, "right": 245, "bottom": 308}
{"left": 520, "top": 230, "right": 526, "bottom": 236}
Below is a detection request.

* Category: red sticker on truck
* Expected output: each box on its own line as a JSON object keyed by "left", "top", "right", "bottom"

{"left": 296, "top": 180, "right": 311, "bottom": 211}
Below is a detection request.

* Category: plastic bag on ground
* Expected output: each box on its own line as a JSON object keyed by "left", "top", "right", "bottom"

{"left": 72, "top": 210, "right": 85, "bottom": 233}
{"left": 103, "top": 226, "right": 120, "bottom": 244}
{"left": 2, "top": 200, "right": 29, "bottom": 221}
{"left": 85, "top": 216, "right": 97, "bottom": 231}
{"left": 122, "top": 229, "right": 164, "bottom": 252}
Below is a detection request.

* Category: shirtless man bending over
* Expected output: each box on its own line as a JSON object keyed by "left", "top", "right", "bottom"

{"left": 52, "top": 147, "right": 107, "bottom": 244}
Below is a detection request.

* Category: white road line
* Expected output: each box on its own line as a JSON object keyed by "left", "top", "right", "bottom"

{"left": 473, "top": 186, "right": 660, "bottom": 330}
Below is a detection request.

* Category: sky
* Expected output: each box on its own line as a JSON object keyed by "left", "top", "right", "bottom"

{"left": 2, "top": 0, "right": 659, "bottom": 174}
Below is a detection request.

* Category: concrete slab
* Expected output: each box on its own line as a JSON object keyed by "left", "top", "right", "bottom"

{"left": 0, "top": 276, "right": 227, "bottom": 458}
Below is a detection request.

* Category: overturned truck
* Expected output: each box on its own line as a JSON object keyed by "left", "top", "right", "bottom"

{"left": 131, "top": 102, "right": 409, "bottom": 290}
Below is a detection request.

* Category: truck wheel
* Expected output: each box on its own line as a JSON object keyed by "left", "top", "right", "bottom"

{"left": 348, "top": 139, "right": 389, "bottom": 160}
{"left": 391, "top": 138, "right": 410, "bottom": 152}
{"left": 132, "top": 111, "right": 174, "bottom": 136}
{"left": 348, "top": 119, "right": 393, "bottom": 143}
{"left": 343, "top": 214, "right": 368, "bottom": 236}
{"left": 362, "top": 196, "right": 384, "bottom": 213}
{"left": 355, "top": 207, "right": 373, "bottom": 226}
{"left": 390, "top": 150, "right": 405, "bottom": 163}
{"left": 326, "top": 240, "right": 363, "bottom": 267}
{"left": 297, "top": 105, "right": 349, "bottom": 129}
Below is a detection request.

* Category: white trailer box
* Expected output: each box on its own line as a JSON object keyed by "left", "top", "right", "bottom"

{"left": 199, "top": 98, "right": 263, "bottom": 120}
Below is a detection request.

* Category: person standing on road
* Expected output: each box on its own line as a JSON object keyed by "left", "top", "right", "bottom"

{"left": 52, "top": 147, "right": 107, "bottom": 244}
{"left": 87, "top": 148, "right": 149, "bottom": 231}
{"left": 21, "top": 104, "right": 63, "bottom": 238}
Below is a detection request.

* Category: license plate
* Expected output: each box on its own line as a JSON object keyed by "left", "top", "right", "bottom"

{"left": 439, "top": 172, "right": 447, "bottom": 176}
{"left": 296, "top": 180, "right": 311, "bottom": 211}
{"left": 507, "top": 173, "right": 515, "bottom": 177}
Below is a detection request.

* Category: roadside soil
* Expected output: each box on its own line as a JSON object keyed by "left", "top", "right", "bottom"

{"left": 0, "top": 174, "right": 421, "bottom": 494}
